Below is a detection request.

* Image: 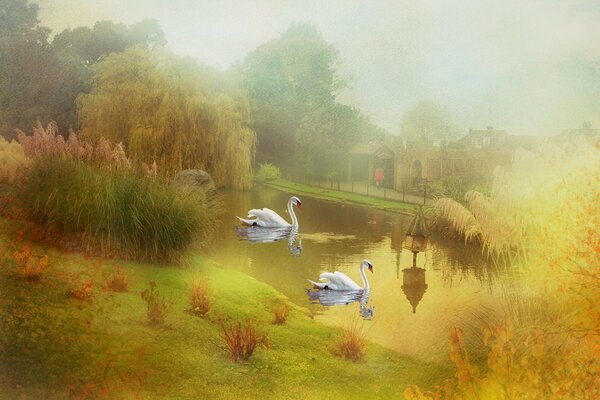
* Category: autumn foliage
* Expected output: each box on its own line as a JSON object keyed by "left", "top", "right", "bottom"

{"left": 415, "top": 138, "right": 600, "bottom": 399}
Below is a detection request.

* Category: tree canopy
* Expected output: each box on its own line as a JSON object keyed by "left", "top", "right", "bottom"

{"left": 241, "top": 23, "right": 385, "bottom": 177}
{"left": 78, "top": 47, "right": 255, "bottom": 189}
{"left": 52, "top": 19, "right": 166, "bottom": 65}
{"left": 0, "top": 0, "right": 166, "bottom": 137}
{"left": 400, "top": 101, "right": 453, "bottom": 148}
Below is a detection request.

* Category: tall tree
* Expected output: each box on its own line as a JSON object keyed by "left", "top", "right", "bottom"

{"left": 52, "top": 19, "right": 166, "bottom": 65}
{"left": 0, "top": 0, "right": 68, "bottom": 137}
{"left": 241, "top": 24, "right": 344, "bottom": 169}
{"left": 295, "top": 103, "right": 385, "bottom": 178}
{"left": 78, "top": 47, "right": 256, "bottom": 189}
{"left": 400, "top": 101, "right": 452, "bottom": 148}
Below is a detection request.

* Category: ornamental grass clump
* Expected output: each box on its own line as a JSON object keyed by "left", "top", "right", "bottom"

{"left": 271, "top": 302, "right": 289, "bottom": 325}
{"left": 106, "top": 268, "right": 129, "bottom": 292}
{"left": 141, "top": 282, "right": 172, "bottom": 326}
{"left": 332, "top": 320, "right": 367, "bottom": 362}
{"left": 13, "top": 244, "right": 47, "bottom": 282}
{"left": 220, "top": 320, "right": 269, "bottom": 361}
{"left": 16, "top": 122, "right": 217, "bottom": 262}
{"left": 189, "top": 280, "right": 212, "bottom": 317}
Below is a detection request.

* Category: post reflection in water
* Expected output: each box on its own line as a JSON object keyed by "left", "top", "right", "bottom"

{"left": 401, "top": 267, "right": 428, "bottom": 313}
{"left": 306, "top": 288, "right": 374, "bottom": 320}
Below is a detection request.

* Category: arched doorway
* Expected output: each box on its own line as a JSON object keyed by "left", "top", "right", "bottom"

{"left": 410, "top": 160, "right": 422, "bottom": 184}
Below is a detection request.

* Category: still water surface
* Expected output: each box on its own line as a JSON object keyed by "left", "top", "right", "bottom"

{"left": 200, "top": 188, "right": 504, "bottom": 363}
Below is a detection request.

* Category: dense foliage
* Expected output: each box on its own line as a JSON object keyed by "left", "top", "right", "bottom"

{"left": 241, "top": 24, "right": 385, "bottom": 178}
{"left": 0, "top": 0, "right": 164, "bottom": 137}
{"left": 401, "top": 101, "right": 453, "bottom": 148}
{"left": 78, "top": 47, "right": 256, "bottom": 189}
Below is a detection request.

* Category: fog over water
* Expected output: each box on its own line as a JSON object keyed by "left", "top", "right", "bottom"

{"left": 36, "top": 0, "right": 600, "bottom": 135}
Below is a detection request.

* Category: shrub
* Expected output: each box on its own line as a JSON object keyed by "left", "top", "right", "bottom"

{"left": 69, "top": 279, "right": 94, "bottom": 300}
{"left": 106, "top": 268, "right": 129, "bottom": 292}
{"left": 332, "top": 321, "right": 366, "bottom": 362}
{"left": 189, "top": 281, "right": 212, "bottom": 317}
{"left": 140, "top": 282, "right": 172, "bottom": 326}
{"left": 220, "top": 321, "right": 269, "bottom": 361}
{"left": 271, "top": 302, "right": 289, "bottom": 325}
{"left": 0, "top": 136, "right": 30, "bottom": 184}
{"left": 255, "top": 162, "right": 281, "bottom": 183}
{"left": 13, "top": 245, "right": 47, "bottom": 282}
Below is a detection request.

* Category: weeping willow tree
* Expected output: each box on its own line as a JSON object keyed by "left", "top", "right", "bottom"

{"left": 77, "top": 47, "right": 255, "bottom": 189}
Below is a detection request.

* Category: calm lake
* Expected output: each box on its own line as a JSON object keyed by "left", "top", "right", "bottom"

{"left": 200, "top": 187, "right": 504, "bottom": 364}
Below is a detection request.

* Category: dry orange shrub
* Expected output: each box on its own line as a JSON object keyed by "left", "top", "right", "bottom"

{"left": 69, "top": 279, "right": 94, "bottom": 300}
{"left": 271, "top": 302, "right": 290, "bottom": 325}
{"left": 332, "top": 320, "right": 367, "bottom": 362}
{"left": 12, "top": 244, "right": 47, "bottom": 281}
{"left": 220, "top": 320, "right": 269, "bottom": 361}
{"left": 189, "top": 280, "right": 212, "bottom": 317}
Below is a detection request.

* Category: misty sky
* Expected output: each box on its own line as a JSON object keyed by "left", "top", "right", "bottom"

{"left": 36, "top": 0, "right": 600, "bottom": 136}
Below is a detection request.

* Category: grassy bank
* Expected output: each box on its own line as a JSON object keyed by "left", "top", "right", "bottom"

{"left": 0, "top": 218, "right": 447, "bottom": 399}
{"left": 263, "top": 178, "right": 419, "bottom": 214}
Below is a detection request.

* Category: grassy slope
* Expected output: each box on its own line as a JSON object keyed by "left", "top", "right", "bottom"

{"left": 0, "top": 218, "right": 447, "bottom": 399}
{"left": 263, "top": 178, "right": 419, "bottom": 214}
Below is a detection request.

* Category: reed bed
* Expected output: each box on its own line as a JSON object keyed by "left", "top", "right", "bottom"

{"left": 15, "top": 122, "right": 217, "bottom": 262}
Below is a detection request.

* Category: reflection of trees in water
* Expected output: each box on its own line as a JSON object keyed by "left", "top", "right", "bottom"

{"left": 429, "top": 234, "right": 499, "bottom": 290}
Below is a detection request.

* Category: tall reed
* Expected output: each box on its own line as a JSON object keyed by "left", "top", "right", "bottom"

{"left": 20, "top": 158, "right": 216, "bottom": 262}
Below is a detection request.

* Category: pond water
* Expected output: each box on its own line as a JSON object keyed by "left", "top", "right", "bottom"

{"left": 200, "top": 187, "right": 505, "bottom": 364}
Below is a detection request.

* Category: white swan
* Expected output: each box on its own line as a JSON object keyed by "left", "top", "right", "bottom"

{"left": 308, "top": 260, "right": 373, "bottom": 291}
{"left": 237, "top": 196, "right": 301, "bottom": 228}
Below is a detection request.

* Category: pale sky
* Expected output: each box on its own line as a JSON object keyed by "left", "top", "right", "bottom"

{"left": 36, "top": 0, "right": 600, "bottom": 135}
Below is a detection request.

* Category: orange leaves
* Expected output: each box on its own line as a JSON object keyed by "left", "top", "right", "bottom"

{"left": 69, "top": 279, "right": 94, "bottom": 300}
{"left": 13, "top": 244, "right": 47, "bottom": 281}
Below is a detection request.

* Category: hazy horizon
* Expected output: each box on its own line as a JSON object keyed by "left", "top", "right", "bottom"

{"left": 36, "top": 0, "right": 600, "bottom": 136}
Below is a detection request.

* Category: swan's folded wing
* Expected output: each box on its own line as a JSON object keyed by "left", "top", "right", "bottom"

{"left": 248, "top": 208, "right": 290, "bottom": 227}
{"left": 331, "top": 271, "right": 362, "bottom": 290}
{"left": 319, "top": 272, "right": 336, "bottom": 282}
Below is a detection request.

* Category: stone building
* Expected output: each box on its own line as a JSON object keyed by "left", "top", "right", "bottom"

{"left": 392, "top": 127, "right": 539, "bottom": 190}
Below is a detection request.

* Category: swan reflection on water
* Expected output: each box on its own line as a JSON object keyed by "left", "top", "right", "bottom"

{"left": 306, "top": 288, "right": 374, "bottom": 320}
{"left": 235, "top": 226, "right": 302, "bottom": 255}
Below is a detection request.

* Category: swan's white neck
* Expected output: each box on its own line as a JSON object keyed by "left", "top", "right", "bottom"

{"left": 287, "top": 198, "right": 299, "bottom": 228}
{"left": 359, "top": 262, "right": 370, "bottom": 290}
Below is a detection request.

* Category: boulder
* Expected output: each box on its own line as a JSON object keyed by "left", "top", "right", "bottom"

{"left": 173, "top": 169, "right": 215, "bottom": 192}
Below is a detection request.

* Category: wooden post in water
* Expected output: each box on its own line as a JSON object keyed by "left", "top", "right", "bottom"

{"left": 384, "top": 188, "right": 387, "bottom": 200}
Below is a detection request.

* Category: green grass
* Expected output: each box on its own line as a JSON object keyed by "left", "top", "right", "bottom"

{"left": 263, "top": 178, "right": 419, "bottom": 214}
{"left": 0, "top": 218, "right": 448, "bottom": 399}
